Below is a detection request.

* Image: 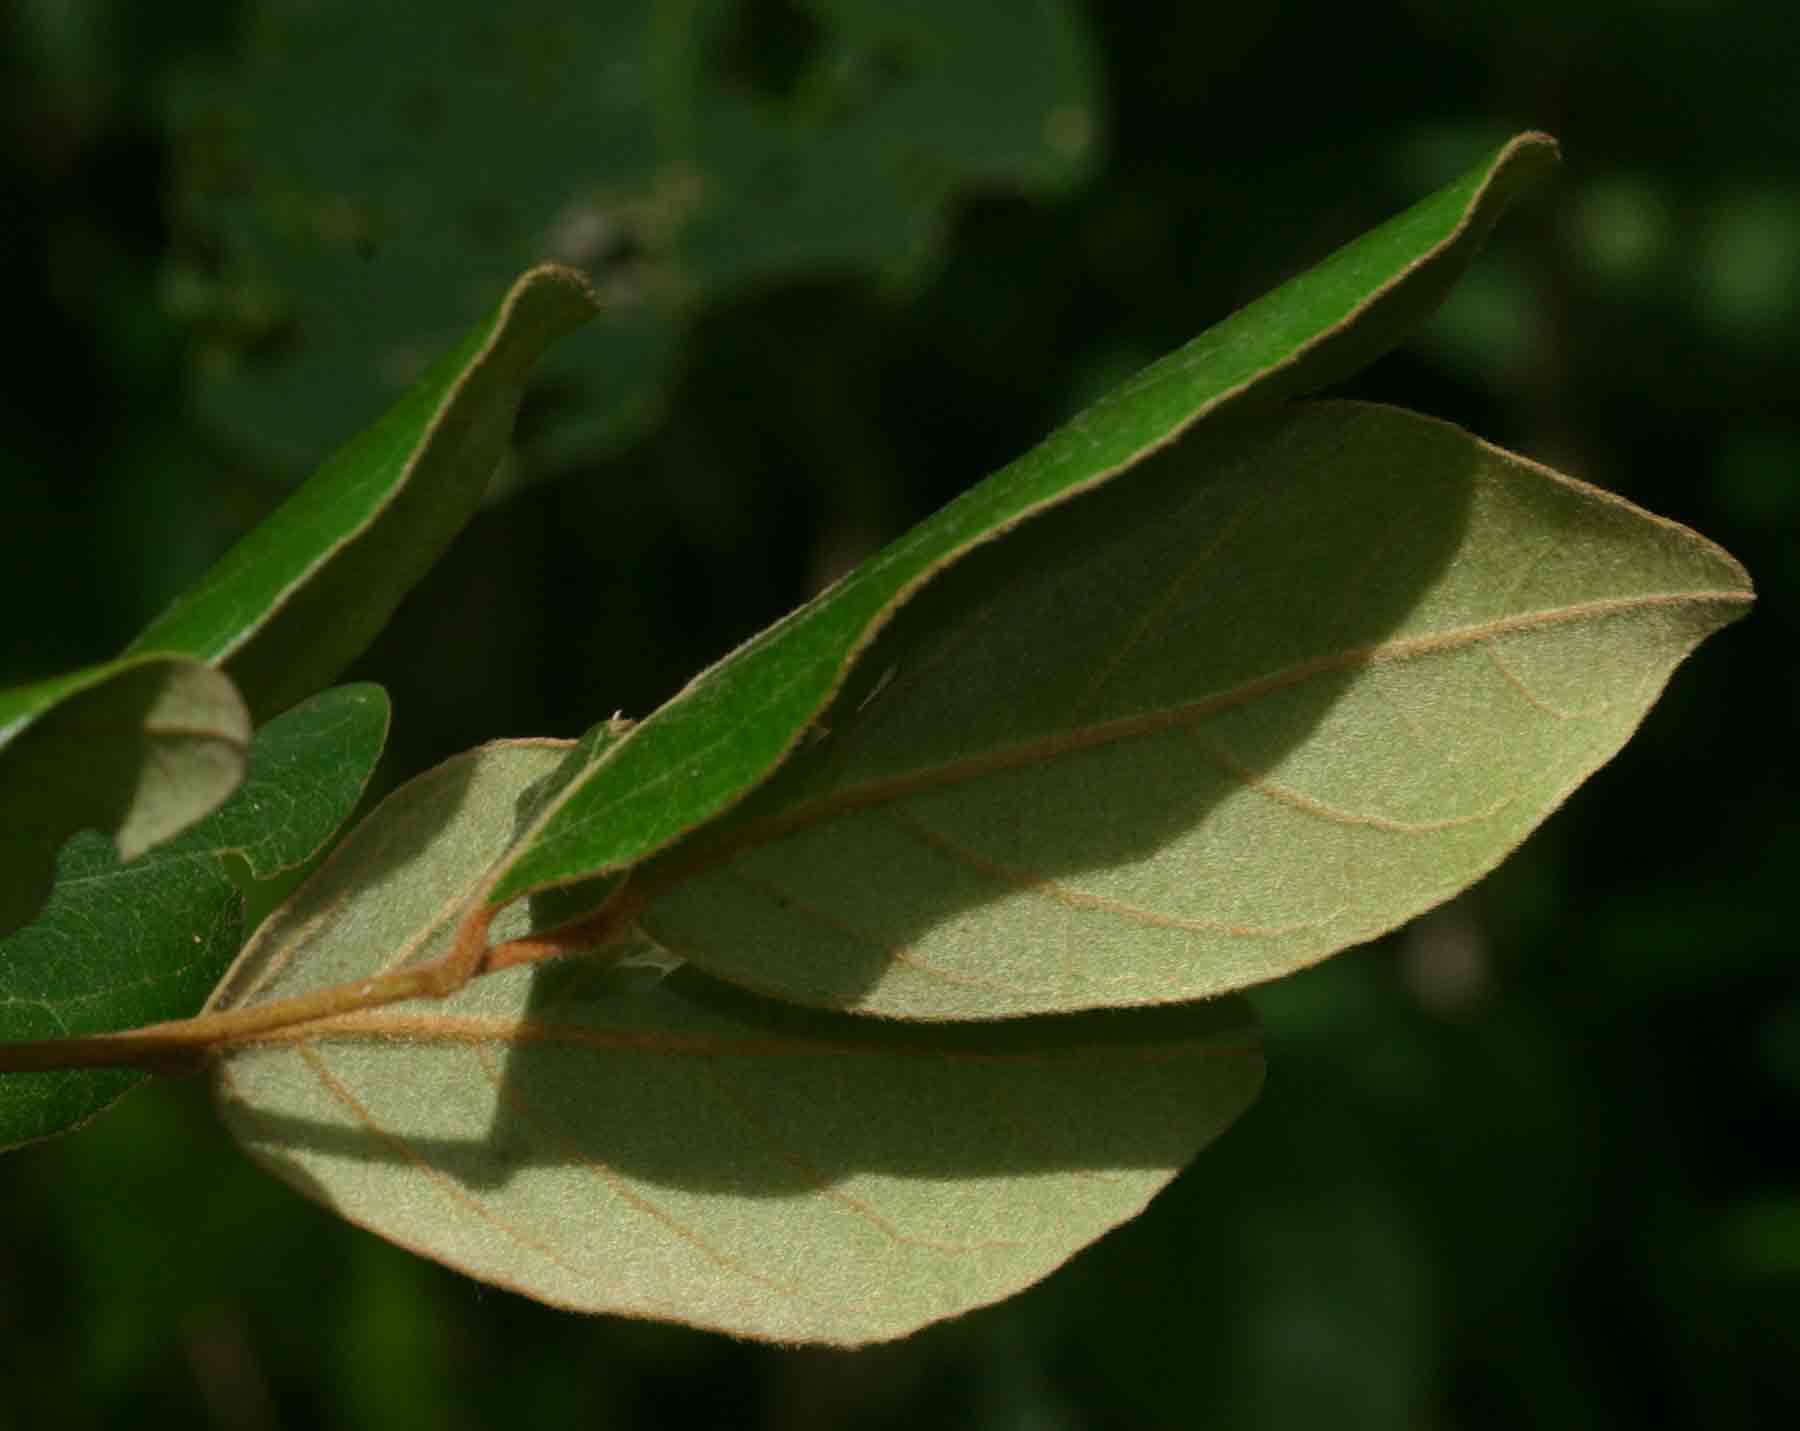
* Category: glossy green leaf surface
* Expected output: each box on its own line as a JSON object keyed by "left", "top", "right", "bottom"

{"left": 0, "top": 685, "right": 388, "bottom": 1149}
{"left": 485, "top": 134, "right": 1560, "bottom": 919}
{"left": 0, "top": 266, "right": 587, "bottom": 932}
{"left": 171, "top": 0, "right": 1096, "bottom": 474}
{"left": 129, "top": 266, "right": 597, "bottom": 722}
{"left": 211, "top": 742, "right": 1262, "bottom": 1345}
{"left": 0, "top": 655, "right": 250, "bottom": 939}
{"left": 634, "top": 402, "right": 1752, "bottom": 1017}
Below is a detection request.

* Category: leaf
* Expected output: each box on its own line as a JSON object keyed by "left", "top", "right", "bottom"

{"left": 0, "top": 267, "right": 587, "bottom": 932}
{"left": 484, "top": 133, "right": 1561, "bottom": 916}
{"left": 209, "top": 741, "right": 1262, "bottom": 1345}
{"left": 169, "top": 0, "right": 1097, "bottom": 474}
{"left": 0, "top": 655, "right": 250, "bottom": 939}
{"left": 519, "top": 715, "right": 637, "bottom": 937}
{"left": 0, "top": 685, "right": 389, "bottom": 1150}
{"left": 632, "top": 402, "right": 1752, "bottom": 1017}
{"left": 128, "top": 265, "right": 598, "bottom": 722}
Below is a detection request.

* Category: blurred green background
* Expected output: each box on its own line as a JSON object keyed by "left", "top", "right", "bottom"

{"left": 2, "top": 1, "right": 1796, "bottom": 1426}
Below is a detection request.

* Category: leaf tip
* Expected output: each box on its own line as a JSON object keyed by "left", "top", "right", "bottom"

{"left": 509, "top": 262, "right": 602, "bottom": 325}
{"left": 1488, "top": 131, "right": 1562, "bottom": 201}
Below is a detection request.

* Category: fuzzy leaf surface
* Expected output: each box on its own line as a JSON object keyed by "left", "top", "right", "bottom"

{"left": 0, "top": 685, "right": 388, "bottom": 1148}
{"left": 128, "top": 266, "right": 597, "bottom": 721}
{"left": 636, "top": 402, "right": 1751, "bottom": 1017}
{"left": 211, "top": 742, "right": 1262, "bottom": 1344}
{"left": 0, "top": 656, "right": 250, "bottom": 939}
{"left": 486, "top": 134, "right": 1560, "bottom": 918}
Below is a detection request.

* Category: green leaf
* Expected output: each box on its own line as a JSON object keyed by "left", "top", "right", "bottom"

{"left": 128, "top": 265, "right": 598, "bottom": 722}
{"left": 0, "top": 685, "right": 389, "bottom": 1150}
{"left": 169, "top": 0, "right": 1096, "bottom": 473}
{"left": 0, "top": 655, "right": 250, "bottom": 939}
{"left": 632, "top": 402, "right": 1751, "bottom": 1017}
{"left": 485, "top": 133, "right": 1561, "bottom": 916}
{"left": 209, "top": 741, "right": 1262, "bottom": 1345}
{"left": 519, "top": 716, "right": 637, "bottom": 938}
{"left": 0, "top": 266, "right": 587, "bottom": 934}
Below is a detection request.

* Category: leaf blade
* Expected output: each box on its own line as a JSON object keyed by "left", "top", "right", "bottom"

{"left": 486, "top": 133, "right": 1560, "bottom": 913}
{"left": 0, "top": 263, "right": 591, "bottom": 935}
{"left": 210, "top": 741, "right": 1262, "bottom": 1344}
{"left": 633, "top": 402, "right": 1751, "bottom": 1017}
{"left": 127, "top": 265, "right": 598, "bottom": 721}
{"left": 0, "top": 655, "right": 250, "bottom": 938}
{"left": 0, "top": 684, "right": 389, "bottom": 1148}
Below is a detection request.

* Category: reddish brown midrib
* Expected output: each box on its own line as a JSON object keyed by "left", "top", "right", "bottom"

{"left": 226, "top": 1010, "right": 1262, "bottom": 1065}
{"left": 643, "top": 588, "right": 1746, "bottom": 889}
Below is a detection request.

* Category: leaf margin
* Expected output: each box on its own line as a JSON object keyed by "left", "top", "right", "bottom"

{"left": 480, "top": 132, "right": 1563, "bottom": 924}
{"left": 0, "top": 682, "right": 391, "bottom": 1149}
{"left": 206, "top": 736, "right": 1265, "bottom": 1345}
{"left": 0, "top": 652, "right": 252, "bottom": 938}
{"left": 127, "top": 263, "right": 600, "bottom": 722}
{"left": 627, "top": 399, "right": 1754, "bottom": 1019}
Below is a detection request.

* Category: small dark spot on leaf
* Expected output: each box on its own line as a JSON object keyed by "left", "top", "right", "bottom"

{"left": 866, "top": 42, "right": 911, "bottom": 92}
{"left": 512, "top": 377, "right": 587, "bottom": 451}
{"left": 396, "top": 83, "right": 447, "bottom": 139}
{"left": 237, "top": 310, "right": 302, "bottom": 367}
{"left": 462, "top": 199, "right": 513, "bottom": 251}
{"left": 711, "top": 0, "right": 827, "bottom": 109}
{"left": 594, "top": 221, "right": 646, "bottom": 275}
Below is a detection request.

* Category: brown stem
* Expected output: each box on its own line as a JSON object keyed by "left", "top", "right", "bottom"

{"left": 0, "top": 959, "right": 467, "bottom": 1075}
{"left": 483, "top": 890, "right": 645, "bottom": 974}
{"left": 0, "top": 880, "right": 645, "bottom": 1078}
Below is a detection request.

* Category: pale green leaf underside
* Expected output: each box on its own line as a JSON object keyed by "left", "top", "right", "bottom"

{"left": 485, "top": 135, "right": 1561, "bottom": 914}
{"left": 636, "top": 402, "right": 1752, "bottom": 1019}
{"left": 212, "top": 743, "right": 1261, "bottom": 1344}
{"left": 0, "top": 655, "right": 250, "bottom": 939}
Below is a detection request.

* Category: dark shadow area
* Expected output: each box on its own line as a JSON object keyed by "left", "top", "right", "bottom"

{"left": 222, "top": 397, "right": 1467, "bottom": 1205}
{"left": 222, "top": 955, "right": 1259, "bottom": 1197}
{"left": 9, "top": 1, "right": 1796, "bottom": 1421}
{"left": 627, "top": 399, "right": 1479, "bottom": 1008}
{"left": 710, "top": 0, "right": 828, "bottom": 110}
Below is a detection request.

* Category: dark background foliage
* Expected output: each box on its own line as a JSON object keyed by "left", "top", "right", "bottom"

{"left": 3, "top": 2, "right": 1796, "bottom": 1426}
